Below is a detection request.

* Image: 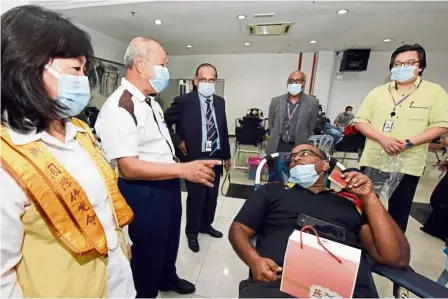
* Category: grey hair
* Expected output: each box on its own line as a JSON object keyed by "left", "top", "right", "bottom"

{"left": 123, "top": 37, "right": 151, "bottom": 68}
{"left": 124, "top": 44, "right": 137, "bottom": 68}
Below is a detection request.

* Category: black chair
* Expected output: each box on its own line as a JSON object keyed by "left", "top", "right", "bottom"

{"left": 233, "top": 116, "right": 266, "bottom": 170}
{"left": 253, "top": 153, "right": 448, "bottom": 298}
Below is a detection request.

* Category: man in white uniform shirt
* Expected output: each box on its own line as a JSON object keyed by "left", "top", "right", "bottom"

{"left": 95, "top": 37, "right": 220, "bottom": 298}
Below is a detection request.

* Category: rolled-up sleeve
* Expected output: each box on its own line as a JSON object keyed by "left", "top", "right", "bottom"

{"left": 428, "top": 86, "right": 448, "bottom": 129}
{"left": 95, "top": 107, "right": 139, "bottom": 161}
{"left": 355, "top": 91, "right": 374, "bottom": 124}
{"left": 1, "top": 168, "right": 28, "bottom": 298}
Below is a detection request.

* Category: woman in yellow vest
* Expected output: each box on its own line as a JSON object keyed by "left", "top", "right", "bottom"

{"left": 1, "top": 5, "right": 135, "bottom": 298}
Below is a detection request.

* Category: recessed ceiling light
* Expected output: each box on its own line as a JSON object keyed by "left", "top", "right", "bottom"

{"left": 186, "top": 44, "right": 193, "bottom": 49}
{"left": 309, "top": 40, "right": 317, "bottom": 44}
{"left": 226, "top": 45, "right": 231, "bottom": 48}
{"left": 244, "top": 42, "right": 251, "bottom": 46}
{"left": 337, "top": 9, "right": 349, "bottom": 15}
{"left": 154, "top": 19, "right": 162, "bottom": 25}
{"left": 237, "top": 15, "right": 246, "bottom": 20}
{"left": 383, "top": 38, "right": 392, "bottom": 42}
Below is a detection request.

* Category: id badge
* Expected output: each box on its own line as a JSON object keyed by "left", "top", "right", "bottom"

{"left": 382, "top": 120, "right": 394, "bottom": 132}
{"left": 205, "top": 141, "right": 212, "bottom": 152}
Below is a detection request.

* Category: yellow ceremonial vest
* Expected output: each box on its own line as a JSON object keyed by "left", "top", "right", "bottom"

{"left": 0, "top": 118, "right": 134, "bottom": 298}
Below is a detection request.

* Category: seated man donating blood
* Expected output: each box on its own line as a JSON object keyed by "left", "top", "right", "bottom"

{"left": 229, "top": 144, "right": 410, "bottom": 298}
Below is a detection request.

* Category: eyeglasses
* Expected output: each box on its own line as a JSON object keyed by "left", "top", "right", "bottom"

{"left": 198, "top": 77, "right": 217, "bottom": 84}
{"left": 285, "top": 149, "right": 320, "bottom": 162}
{"left": 392, "top": 60, "right": 420, "bottom": 68}
{"left": 287, "top": 78, "right": 306, "bottom": 84}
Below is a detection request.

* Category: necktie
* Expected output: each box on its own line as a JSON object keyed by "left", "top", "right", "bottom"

{"left": 206, "top": 99, "right": 218, "bottom": 155}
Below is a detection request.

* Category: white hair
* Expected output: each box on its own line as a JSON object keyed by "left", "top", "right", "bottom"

{"left": 124, "top": 37, "right": 151, "bottom": 68}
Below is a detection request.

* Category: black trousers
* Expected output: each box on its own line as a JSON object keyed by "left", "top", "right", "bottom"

{"left": 387, "top": 172, "right": 421, "bottom": 232}
{"left": 239, "top": 279, "right": 292, "bottom": 298}
{"left": 118, "top": 178, "right": 181, "bottom": 298}
{"left": 277, "top": 141, "right": 295, "bottom": 153}
{"left": 185, "top": 152, "right": 222, "bottom": 240}
{"left": 422, "top": 173, "right": 448, "bottom": 241}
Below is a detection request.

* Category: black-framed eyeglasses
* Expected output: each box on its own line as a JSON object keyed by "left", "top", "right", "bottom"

{"left": 287, "top": 78, "right": 306, "bottom": 84}
{"left": 285, "top": 149, "right": 319, "bottom": 162}
{"left": 392, "top": 60, "right": 420, "bottom": 68}
{"left": 198, "top": 77, "right": 217, "bottom": 84}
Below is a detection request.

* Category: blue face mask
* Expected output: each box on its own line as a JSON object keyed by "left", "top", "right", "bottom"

{"left": 45, "top": 65, "right": 91, "bottom": 117}
{"left": 148, "top": 65, "right": 170, "bottom": 93}
{"left": 198, "top": 82, "right": 216, "bottom": 98}
{"left": 391, "top": 65, "right": 417, "bottom": 83}
{"left": 288, "top": 162, "right": 323, "bottom": 188}
{"left": 287, "top": 83, "right": 302, "bottom": 96}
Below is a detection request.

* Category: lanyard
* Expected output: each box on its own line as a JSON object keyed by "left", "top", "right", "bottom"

{"left": 287, "top": 101, "right": 299, "bottom": 121}
{"left": 389, "top": 79, "right": 423, "bottom": 113}
{"left": 200, "top": 100, "right": 215, "bottom": 126}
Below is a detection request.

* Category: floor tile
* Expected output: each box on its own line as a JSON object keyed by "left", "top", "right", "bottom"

{"left": 219, "top": 197, "right": 245, "bottom": 218}
{"left": 209, "top": 216, "right": 234, "bottom": 250}
{"left": 195, "top": 247, "right": 248, "bottom": 298}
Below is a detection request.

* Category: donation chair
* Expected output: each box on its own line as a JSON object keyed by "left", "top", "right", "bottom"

{"left": 253, "top": 152, "right": 448, "bottom": 298}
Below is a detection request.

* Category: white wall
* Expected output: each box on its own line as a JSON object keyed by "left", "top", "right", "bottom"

{"left": 75, "top": 23, "right": 128, "bottom": 63}
{"left": 168, "top": 53, "right": 320, "bottom": 134}
{"left": 326, "top": 51, "right": 448, "bottom": 121}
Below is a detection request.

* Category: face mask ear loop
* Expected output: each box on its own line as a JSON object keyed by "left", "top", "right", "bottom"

{"left": 44, "top": 62, "right": 60, "bottom": 79}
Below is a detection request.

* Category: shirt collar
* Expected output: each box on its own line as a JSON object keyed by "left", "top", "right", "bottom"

{"left": 121, "top": 78, "right": 147, "bottom": 102}
{"left": 198, "top": 91, "right": 213, "bottom": 103}
{"left": 7, "top": 119, "right": 85, "bottom": 146}
{"left": 389, "top": 76, "right": 422, "bottom": 90}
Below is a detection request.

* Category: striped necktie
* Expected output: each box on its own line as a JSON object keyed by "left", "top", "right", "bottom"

{"left": 206, "top": 99, "right": 218, "bottom": 155}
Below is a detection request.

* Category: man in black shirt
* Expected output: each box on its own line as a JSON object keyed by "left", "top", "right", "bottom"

{"left": 229, "top": 144, "right": 410, "bottom": 298}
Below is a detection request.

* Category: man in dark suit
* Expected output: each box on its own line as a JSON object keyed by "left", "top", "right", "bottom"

{"left": 165, "top": 63, "right": 231, "bottom": 252}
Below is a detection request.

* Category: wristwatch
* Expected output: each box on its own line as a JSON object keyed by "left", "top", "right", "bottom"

{"left": 405, "top": 139, "right": 414, "bottom": 149}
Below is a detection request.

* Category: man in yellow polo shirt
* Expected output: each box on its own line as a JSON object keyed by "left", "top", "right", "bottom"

{"left": 355, "top": 44, "right": 448, "bottom": 232}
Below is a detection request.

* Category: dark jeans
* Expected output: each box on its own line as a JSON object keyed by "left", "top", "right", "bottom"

{"left": 118, "top": 178, "right": 181, "bottom": 298}
{"left": 186, "top": 151, "right": 222, "bottom": 240}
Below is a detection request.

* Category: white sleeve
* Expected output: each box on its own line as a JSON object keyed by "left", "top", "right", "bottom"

{"left": 95, "top": 107, "right": 139, "bottom": 161}
{"left": 123, "top": 225, "right": 132, "bottom": 247}
{"left": 1, "top": 168, "right": 29, "bottom": 298}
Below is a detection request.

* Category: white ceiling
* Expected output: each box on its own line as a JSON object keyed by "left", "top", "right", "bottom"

{"left": 33, "top": 1, "right": 448, "bottom": 55}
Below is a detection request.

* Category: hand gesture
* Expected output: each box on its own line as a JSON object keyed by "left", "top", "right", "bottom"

{"left": 250, "top": 257, "right": 282, "bottom": 283}
{"left": 182, "top": 160, "right": 222, "bottom": 187}
{"left": 380, "top": 136, "right": 406, "bottom": 155}
{"left": 341, "top": 171, "right": 374, "bottom": 198}
{"left": 178, "top": 141, "right": 188, "bottom": 156}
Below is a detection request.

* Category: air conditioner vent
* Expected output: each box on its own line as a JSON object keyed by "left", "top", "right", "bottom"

{"left": 247, "top": 22, "right": 294, "bottom": 36}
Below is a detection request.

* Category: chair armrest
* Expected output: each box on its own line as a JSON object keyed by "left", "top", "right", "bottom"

{"left": 372, "top": 264, "right": 448, "bottom": 298}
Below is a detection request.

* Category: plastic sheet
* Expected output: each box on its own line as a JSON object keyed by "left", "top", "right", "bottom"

{"left": 364, "top": 154, "right": 405, "bottom": 200}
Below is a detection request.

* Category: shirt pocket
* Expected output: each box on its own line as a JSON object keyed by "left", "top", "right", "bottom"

{"left": 406, "top": 106, "right": 429, "bottom": 122}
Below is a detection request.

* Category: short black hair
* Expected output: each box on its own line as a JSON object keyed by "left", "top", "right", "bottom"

{"left": 389, "top": 43, "right": 426, "bottom": 75}
{"left": 195, "top": 63, "right": 218, "bottom": 79}
{"left": 316, "top": 148, "right": 328, "bottom": 160}
{"left": 1, "top": 5, "right": 96, "bottom": 133}
{"left": 345, "top": 106, "right": 353, "bottom": 111}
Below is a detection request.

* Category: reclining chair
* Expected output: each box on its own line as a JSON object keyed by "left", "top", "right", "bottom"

{"left": 253, "top": 152, "right": 448, "bottom": 298}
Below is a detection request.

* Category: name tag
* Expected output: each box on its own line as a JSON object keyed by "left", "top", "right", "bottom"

{"left": 205, "top": 141, "right": 212, "bottom": 152}
{"left": 382, "top": 120, "right": 394, "bottom": 132}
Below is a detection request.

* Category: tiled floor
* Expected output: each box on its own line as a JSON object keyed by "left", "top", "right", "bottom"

{"left": 159, "top": 148, "right": 447, "bottom": 298}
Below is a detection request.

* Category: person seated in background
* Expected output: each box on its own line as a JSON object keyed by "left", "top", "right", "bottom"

{"left": 324, "top": 106, "right": 355, "bottom": 143}
{"left": 229, "top": 144, "right": 410, "bottom": 298}
{"left": 313, "top": 105, "right": 328, "bottom": 135}
{"left": 335, "top": 106, "right": 355, "bottom": 129}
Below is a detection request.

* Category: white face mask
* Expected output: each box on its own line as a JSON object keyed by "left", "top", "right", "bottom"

{"left": 287, "top": 83, "right": 302, "bottom": 96}
{"left": 198, "top": 82, "right": 215, "bottom": 97}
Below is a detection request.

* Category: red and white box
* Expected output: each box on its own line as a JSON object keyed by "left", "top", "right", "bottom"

{"left": 281, "top": 228, "right": 361, "bottom": 298}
